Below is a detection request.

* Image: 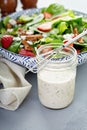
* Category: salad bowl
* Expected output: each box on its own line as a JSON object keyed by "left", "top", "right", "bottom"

{"left": 0, "top": 5, "right": 87, "bottom": 71}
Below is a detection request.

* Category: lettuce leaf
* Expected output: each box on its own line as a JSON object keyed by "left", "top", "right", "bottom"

{"left": 41, "top": 3, "right": 65, "bottom": 15}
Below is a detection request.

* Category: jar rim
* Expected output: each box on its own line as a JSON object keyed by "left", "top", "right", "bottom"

{"left": 37, "top": 44, "right": 77, "bottom": 64}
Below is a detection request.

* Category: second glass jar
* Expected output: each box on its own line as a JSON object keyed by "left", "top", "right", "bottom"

{"left": 0, "top": 0, "right": 17, "bottom": 16}
{"left": 21, "top": 0, "right": 38, "bottom": 9}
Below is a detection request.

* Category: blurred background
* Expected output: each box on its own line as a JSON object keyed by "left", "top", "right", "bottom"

{"left": 17, "top": 0, "right": 87, "bottom": 13}
{"left": 38, "top": 0, "right": 87, "bottom": 13}
{"left": 0, "top": 0, "right": 87, "bottom": 17}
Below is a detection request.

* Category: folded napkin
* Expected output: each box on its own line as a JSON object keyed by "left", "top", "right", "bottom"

{"left": 0, "top": 58, "right": 32, "bottom": 111}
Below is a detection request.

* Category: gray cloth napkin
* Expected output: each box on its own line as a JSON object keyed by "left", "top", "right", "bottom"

{"left": 0, "top": 58, "right": 32, "bottom": 111}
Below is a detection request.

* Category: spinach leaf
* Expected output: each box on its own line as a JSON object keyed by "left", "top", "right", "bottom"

{"left": 3, "top": 16, "right": 10, "bottom": 26}
{"left": 41, "top": 3, "right": 65, "bottom": 15}
{"left": 8, "top": 41, "right": 21, "bottom": 53}
{"left": 58, "top": 22, "right": 68, "bottom": 34}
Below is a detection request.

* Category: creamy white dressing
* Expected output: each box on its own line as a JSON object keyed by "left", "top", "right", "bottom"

{"left": 37, "top": 68, "right": 76, "bottom": 109}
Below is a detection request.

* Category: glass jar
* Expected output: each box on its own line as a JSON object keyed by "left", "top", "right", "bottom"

{"left": 21, "top": 0, "right": 38, "bottom": 9}
{"left": 37, "top": 44, "right": 78, "bottom": 109}
{"left": 0, "top": 0, "right": 17, "bottom": 17}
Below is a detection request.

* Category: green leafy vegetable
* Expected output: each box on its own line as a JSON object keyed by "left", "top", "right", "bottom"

{"left": 7, "top": 41, "right": 21, "bottom": 53}
{"left": 3, "top": 16, "right": 10, "bottom": 26}
{"left": 18, "top": 15, "right": 33, "bottom": 23}
{"left": 41, "top": 3, "right": 65, "bottom": 15}
{"left": 58, "top": 22, "right": 68, "bottom": 34}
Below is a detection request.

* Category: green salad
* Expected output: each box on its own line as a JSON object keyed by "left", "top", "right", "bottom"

{"left": 0, "top": 3, "right": 87, "bottom": 57}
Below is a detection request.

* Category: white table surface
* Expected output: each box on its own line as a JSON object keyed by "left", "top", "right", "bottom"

{"left": 1, "top": 1, "right": 87, "bottom": 130}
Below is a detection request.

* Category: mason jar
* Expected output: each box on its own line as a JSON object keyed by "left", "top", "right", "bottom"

{"left": 37, "top": 44, "right": 78, "bottom": 109}
{"left": 21, "top": 0, "right": 38, "bottom": 9}
{"left": 0, "top": 0, "right": 17, "bottom": 16}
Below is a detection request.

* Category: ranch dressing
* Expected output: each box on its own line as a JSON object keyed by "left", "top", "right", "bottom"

{"left": 37, "top": 45, "right": 77, "bottom": 109}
